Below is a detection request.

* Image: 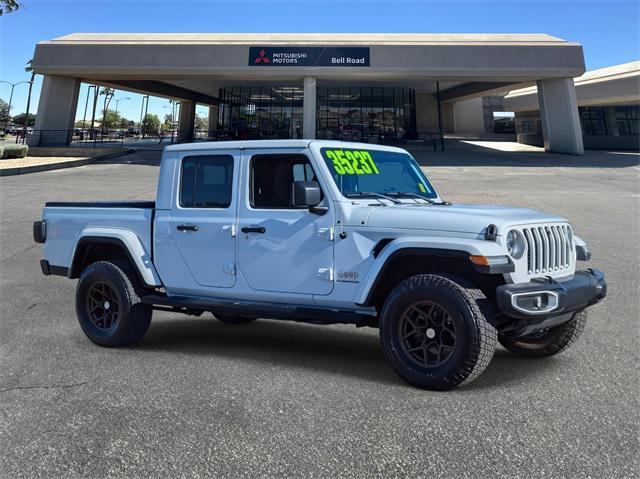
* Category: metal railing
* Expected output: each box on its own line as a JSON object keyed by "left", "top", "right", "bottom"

{"left": 9, "top": 128, "right": 445, "bottom": 150}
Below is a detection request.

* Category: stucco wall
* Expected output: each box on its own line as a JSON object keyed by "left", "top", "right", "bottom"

{"left": 415, "top": 93, "right": 439, "bottom": 133}
{"left": 453, "top": 97, "right": 485, "bottom": 134}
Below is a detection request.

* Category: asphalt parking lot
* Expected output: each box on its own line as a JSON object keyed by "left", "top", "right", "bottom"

{"left": 1, "top": 143, "right": 638, "bottom": 478}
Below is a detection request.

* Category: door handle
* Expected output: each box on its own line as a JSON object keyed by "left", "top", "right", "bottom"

{"left": 177, "top": 224, "right": 199, "bottom": 232}
{"left": 241, "top": 226, "right": 266, "bottom": 234}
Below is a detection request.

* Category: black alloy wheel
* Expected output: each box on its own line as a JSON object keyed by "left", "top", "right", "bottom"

{"left": 398, "top": 301, "right": 457, "bottom": 368}
{"left": 86, "top": 281, "right": 121, "bottom": 331}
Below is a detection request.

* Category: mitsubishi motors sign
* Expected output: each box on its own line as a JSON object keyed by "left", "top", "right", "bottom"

{"left": 249, "top": 46, "right": 370, "bottom": 67}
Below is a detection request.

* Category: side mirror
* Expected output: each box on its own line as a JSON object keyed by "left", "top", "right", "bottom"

{"left": 292, "top": 181, "right": 322, "bottom": 208}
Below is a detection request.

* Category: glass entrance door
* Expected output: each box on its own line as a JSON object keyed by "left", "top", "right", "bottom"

{"left": 218, "top": 86, "right": 304, "bottom": 140}
{"left": 316, "top": 86, "right": 417, "bottom": 144}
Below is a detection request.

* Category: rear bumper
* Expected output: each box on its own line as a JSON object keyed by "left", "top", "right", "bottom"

{"left": 40, "top": 259, "right": 68, "bottom": 277}
{"left": 496, "top": 269, "right": 606, "bottom": 320}
{"left": 33, "top": 220, "right": 46, "bottom": 243}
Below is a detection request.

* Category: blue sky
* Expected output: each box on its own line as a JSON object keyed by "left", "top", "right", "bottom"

{"left": 1, "top": 0, "right": 638, "bottom": 123}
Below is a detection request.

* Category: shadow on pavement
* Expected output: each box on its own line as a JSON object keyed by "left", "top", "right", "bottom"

{"left": 94, "top": 149, "right": 162, "bottom": 166}
{"left": 138, "top": 316, "right": 559, "bottom": 390}
{"left": 411, "top": 140, "right": 640, "bottom": 168}
{"left": 138, "top": 317, "right": 400, "bottom": 386}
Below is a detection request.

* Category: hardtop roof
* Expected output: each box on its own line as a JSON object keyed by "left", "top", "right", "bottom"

{"left": 163, "top": 139, "right": 409, "bottom": 154}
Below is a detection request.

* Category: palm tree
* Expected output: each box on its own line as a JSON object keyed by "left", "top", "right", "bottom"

{"left": 99, "top": 87, "right": 115, "bottom": 133}
{"left": 22, "top": 59, "right": 35, "bottom": 141}
{"left": 0, "top": 0, "right": 21, "bottom": 15}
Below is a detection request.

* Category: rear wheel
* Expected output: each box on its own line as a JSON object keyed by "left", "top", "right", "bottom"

{"left": 380, "top": 274, "right": 497, "bottom": 391}
{"left": 75, "top": 261, "right": 152, "bottom": 346}
{"left": 499, "top": 310, "right": 587, "bottom": 358}
{"left": 212, "top": 312, "right": 257, "bottom": 325}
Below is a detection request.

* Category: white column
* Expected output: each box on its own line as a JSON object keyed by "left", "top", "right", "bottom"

{"left": 178, "top": 100, "right": 196, "bottom": 142}
{"left": 303, "top": 76, "right": 317, "bottom": 139}
{"left": 30, "top": 75, "right": 81, "bottom": 146}
{"left": 537, "top": 78, "right": 584, "bottom": 155}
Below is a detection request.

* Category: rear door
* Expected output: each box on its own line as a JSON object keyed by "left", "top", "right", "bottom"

{"left": 238, "top": 148, "right": 335, "bottom": 295}
{"left": 169, "top": 151, "right": 238, "bottom": 288}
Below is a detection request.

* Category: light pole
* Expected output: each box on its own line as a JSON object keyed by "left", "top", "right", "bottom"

{"left": 89, "top": 86, "right": 99, "bottom": 141}
{"left": 0, "top": 80, "right": 32, "bottom": 133}
{"left": 81, "top": 85, "right": 96, "bottom": 138}
{"left": 167, "top": 99, "right": 179, "bottom": 143}
{"left": 113, "top": 97, "right": 130, "bottom": 131}
{"left": 139, "top": 95, "right": 149, "bottom": 138}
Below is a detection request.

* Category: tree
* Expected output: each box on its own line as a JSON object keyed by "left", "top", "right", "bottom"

{"left": 11, "top": 112, "right": 35, "bottom": 127}
{"left": 101, "top": 109, "right": 123, "bottom": 129}
{"left": 0, "top": 0, "right": 21, "bottom": 15}
{"left": 118, "top": 117, "right": 131, "bottom": 129}
{"left": 99, "top": 87, "right": 115, "bottom": 132}
{"left": 163, "top": 113, "right": 174, "bottom": 131}
{"left": 0, "top": 99, "right": 9, "bottom": 125}
{"left": 23, "top": 59, "right": 36, "bottom": 134}
{"left": 195, "top": 114, "right": 208, "bottom": 131}
{"left": 141, "top": 114, "right": 160, "bottom": 135}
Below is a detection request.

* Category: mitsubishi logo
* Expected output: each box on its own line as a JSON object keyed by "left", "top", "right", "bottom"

{"left": 254, "top": 49, "right": 270, "bottom": 64}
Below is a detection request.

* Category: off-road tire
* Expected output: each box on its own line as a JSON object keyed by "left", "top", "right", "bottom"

{"left": 499, "top": 309, "right": 587, "bottom": 358}
{"left": 75, "top": 261, "right": 152, "bottom": 346}
{"left": 380, "top": 274, "right": 497, "bottom": 391}
{"left": 212, "top": 312, "right": 257, "bottom": 324}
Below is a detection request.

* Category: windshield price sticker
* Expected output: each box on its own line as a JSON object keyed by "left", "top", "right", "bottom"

{"left": 325, "top": 150, "right": 380, "bottom": 175}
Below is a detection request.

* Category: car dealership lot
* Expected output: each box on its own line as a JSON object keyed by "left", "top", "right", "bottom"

{"left": 1, "top": 145, "right": 638, "bottom": 478}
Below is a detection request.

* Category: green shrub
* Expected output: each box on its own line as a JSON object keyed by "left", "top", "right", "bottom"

{"left": 1, "top": 144, "right": 29, "bottom": 159}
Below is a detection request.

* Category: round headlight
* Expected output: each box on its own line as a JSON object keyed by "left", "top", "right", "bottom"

{"left": 506, "top": 230, "right": 526, "bottom": 259}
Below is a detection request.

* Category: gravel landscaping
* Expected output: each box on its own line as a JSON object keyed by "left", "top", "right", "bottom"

{"left": 0, "top": 155, "right": 90, "bottom": 169}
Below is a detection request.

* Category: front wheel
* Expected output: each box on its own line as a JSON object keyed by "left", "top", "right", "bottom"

{"left": 499, "top": 310, "right": 587, "bottom": 358}
{"left": 380, "top": 274, "right": 497, "bottom": 391}
{"left": 75, "top": 261, "right": 152, "bottom": 347}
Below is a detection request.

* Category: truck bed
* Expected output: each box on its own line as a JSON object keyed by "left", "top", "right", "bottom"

{"left": 41, "top": 202, "right": 155, "bottom": 272}
{"left": 45, "top": 201, "right": 156, "bottom": 208}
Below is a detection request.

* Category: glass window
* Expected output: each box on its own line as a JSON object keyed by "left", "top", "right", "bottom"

{"left": 217, "top": 86, "right": 303, "bottom": 140}
{"left": 615, "top": 105, "right": 640, "bottom": 136}
{"left": 320, "top": 147, "right": 437, "bottom": 199}
{"left": 250, "top": 154, "right": 321, "bottom": 209}
{"left": 180, "top": 155, "right": 234, "bottom": 208}
{"left": 519, "top": 120, "right": 539, "bottom": 134}
{"left": 315, "top": 87, "right": 417, "bottom": 144}
{"left": 579, "top": 107, "right": 607, "bottom": 136}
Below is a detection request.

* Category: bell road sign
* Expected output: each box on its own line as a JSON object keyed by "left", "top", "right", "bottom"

{"left": 249, "top": 47, "right": 370, "bottom": 67}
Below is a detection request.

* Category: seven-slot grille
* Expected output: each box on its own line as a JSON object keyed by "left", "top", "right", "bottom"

{"left": 522, "top": 225, "right": 573, "bottom": 276}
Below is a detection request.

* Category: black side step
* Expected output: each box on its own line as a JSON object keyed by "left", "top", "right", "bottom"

{"left": 141, "top": 294, "right": 378, "bottom": 327}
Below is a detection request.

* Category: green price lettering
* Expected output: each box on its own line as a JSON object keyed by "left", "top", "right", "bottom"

{"left": 325, "top": 150, "right": 345, "bottom": 174}
{"left": 326, "top": 150, "right": 380, "bottom": 175}
{"left": 361, "top": 151, "right": 380, "bottom": 174}
{"left": 334, "top": 150, "right": 354, "bottom": 174}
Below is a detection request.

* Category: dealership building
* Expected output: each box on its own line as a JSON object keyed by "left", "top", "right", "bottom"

{"left": 504, "top": 61, "right": 639, "bottom": 151}
{"left": 31, "top": 33, "right": 588, "bottom": 154}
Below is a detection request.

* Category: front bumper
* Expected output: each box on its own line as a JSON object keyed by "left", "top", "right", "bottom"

{"left": 496, "top": 269, "right": 606, "bottom": 320}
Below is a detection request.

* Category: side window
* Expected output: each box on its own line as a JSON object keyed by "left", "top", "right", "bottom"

{"left": 180, "top": 155, "right": 234, "bottom": 208}
{"left": 250, "top": 154, "right": 322, "bottom": 209}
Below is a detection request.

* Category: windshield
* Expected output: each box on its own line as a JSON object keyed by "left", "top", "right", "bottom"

{"left": 320, "top": 147, "right": 437, "bottom": 199}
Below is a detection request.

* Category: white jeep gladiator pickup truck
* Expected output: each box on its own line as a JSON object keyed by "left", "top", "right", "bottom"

{"left": 34, "top": 140, "right": 606, "bottom": 390}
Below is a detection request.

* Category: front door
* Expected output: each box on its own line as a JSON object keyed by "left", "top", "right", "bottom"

{"left": 238, "top": 149, "right": 334, "bottom": 295}
{"left": 169, "top": 152, "right": 238, "bottom": 288}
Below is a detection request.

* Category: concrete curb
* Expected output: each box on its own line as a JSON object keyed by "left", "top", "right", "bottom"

{"left": 0, "top": 149, "right": 135, "bottom": 176}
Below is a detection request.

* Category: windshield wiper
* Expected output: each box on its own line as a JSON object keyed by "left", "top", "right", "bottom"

{"left": 387, "top": 191, "right": 452, "bottom": 206}
{"left": 345, "top": 192, "right": 402, "bottom": 204}
{"left": 386, "top": 191, "right": 435, "bottom": 204}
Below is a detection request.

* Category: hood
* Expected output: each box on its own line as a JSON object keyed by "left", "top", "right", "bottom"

{"left": 361, "top": 203, "right": 568, "bottom": 235}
